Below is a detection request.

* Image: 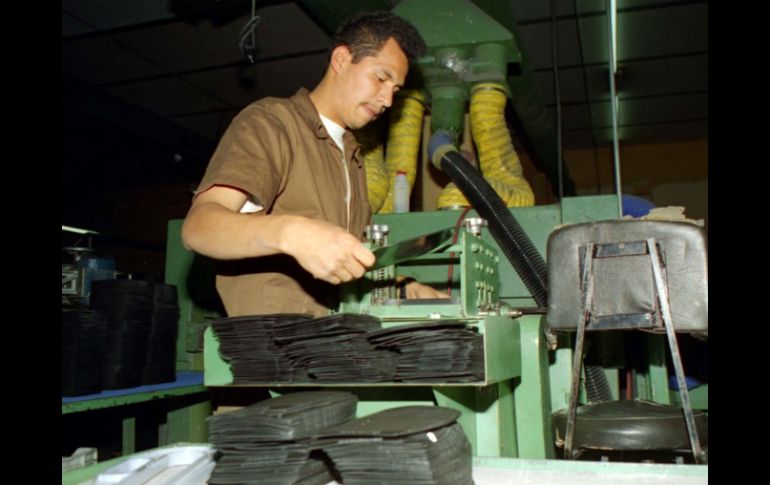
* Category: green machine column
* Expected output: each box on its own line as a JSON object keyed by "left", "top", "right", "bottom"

{"left": 433, "top": 314, "right": 554, "bottom": 459}
{"left": 430, "top": 83, "right": 467, "bottom": 141}
{"left": 513, "top": 315, "right": 555, "bottom": 458}
{"left": 163, "top": 398, "right": 211, "bottom": 445}
{"left": 472, "top": 42, "right": 508, "bottom": 80}
{"left": 122, "top": 417, "right": 135, "bottom": 455}
{"left": 434, "top": 382, "right": 517, "bottom": 458}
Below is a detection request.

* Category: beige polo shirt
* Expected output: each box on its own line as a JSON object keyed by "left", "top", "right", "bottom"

{"left": 195, "top": 88, "right": 371, "bottom": 316}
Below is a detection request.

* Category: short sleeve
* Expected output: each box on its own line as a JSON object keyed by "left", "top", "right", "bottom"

{"left": 195, "top": 103, "right": 292, "bottom": 210}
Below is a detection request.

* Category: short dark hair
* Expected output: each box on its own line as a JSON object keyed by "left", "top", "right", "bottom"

{"left": 331, "top": 11, "right": 426, "bottom": 65}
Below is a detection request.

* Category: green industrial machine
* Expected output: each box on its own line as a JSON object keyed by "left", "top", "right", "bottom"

{"left": 196, "top": 195, "right": 626, "bottom": 459}
{"left": 192, "top": 198, "right": 707, "bottom": 462}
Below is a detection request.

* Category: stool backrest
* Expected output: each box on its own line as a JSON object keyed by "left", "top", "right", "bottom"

{"left": 546, "top": 220, "right": 707, "bottom": 334}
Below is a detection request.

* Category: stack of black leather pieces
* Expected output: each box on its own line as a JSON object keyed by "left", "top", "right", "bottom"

{"left": 62, "top": 309, "right": 108, "bottom": 396}
{"left": 142, "top": 283, "right": 180, "bottom": 385}
{"left": 368, "top": 321, "right": 485, "bottom": 382}
{"left": 208, "top": 391, "right": 357, "bottom": 485}
{"left": 211, "top": 314, "right": 313, "bottom": 383}
{"left": 273, "top": 314, "right": 397, "bottom": 382}
{"left": 213, "top": 314, "right": 487, "bottom": 383}
{"left": 91, "top": 279, "right": 156, "bottom": 389}
{"left": 208, "top": 391, "right": 474, "bottom": 485}
{"left": 315, "top": 406, "right": 473, "bottom": 485}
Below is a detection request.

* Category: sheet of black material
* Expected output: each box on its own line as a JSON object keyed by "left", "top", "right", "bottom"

{"left": 272, "top": 313, "right": 382, "bottom": 342}
{"left": 314, "top": 406, "right": 472, "bottom": 485}
{"left": 209, "top": 398, "right": 474, "bottom": 484}
{"left": 315, "top": 406, "right": 459, "bottom": 438}
{"left": 62, "top": 309, "right": 108, "bottom": 396}
{"left": 320, "top": 424, "right": 472, "bottom": 484}
{"left": 91, "top": 279, "right": 155, "bottom": 389}
{"left": 142, "top": 283, "right": 179, "bottom": 384}
{"left": 294, "top": 453, "right": 337, "bottom": 485}
{"left": 208, "top": 443, "right": 312, "bottom": 485}
{"left": 208, "top": 391, "right": 358, "bottom": 443}
{"left": 273, "top": 313, "right": 394, "bottom": 382}
{"left": 369, "top": 322, "right": 485, "bottom": 382}
{"left": 208, "top": 391, "right": 357, "bottom": 485}
{"left": 211, "top": 314, "right": 313, "bottom": 382}
{"left": 214, "top": 314, "right": 484, "bottom": 384}
{"left": 282, "top": 333, "right": 396, "bottom": 382}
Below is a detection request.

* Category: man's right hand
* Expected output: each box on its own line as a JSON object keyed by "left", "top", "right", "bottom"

{"left": 280, "top": 218, "right": 375, "bottom": 285}
{"left": 182, "top": 185, "right": 374, "bottom": 285}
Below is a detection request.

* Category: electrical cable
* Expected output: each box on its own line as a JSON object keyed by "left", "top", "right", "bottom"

{"left": 239, "top": 0, "right": 261, "bottom": 63}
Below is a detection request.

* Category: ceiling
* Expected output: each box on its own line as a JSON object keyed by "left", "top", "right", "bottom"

{"left": 62, "top": 0, "right": 707, "bottom": 190}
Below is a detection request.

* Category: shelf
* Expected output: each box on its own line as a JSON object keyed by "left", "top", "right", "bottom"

{"left": 62, "top": 372, "right": 207, "bottom": 414}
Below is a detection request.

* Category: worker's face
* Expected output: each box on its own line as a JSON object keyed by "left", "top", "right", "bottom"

{"left": 334, "top": 37, "right": 409, "bottom": 129}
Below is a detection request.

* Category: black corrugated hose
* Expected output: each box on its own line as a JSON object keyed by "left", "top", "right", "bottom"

{"left": 584, "top": 364, "right": 614, "bottom": 403}
{"left": 428, "top": 132, "right": 548, "bottom": 307}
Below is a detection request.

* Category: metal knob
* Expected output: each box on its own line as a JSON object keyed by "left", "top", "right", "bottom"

{"left": 365, "top": 224, "right": 390, "bottom": 245}
{"left": 462, "top": 217, "right": 488, "bottom": 236}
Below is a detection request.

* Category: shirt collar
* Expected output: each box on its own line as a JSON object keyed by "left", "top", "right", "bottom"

{"left": 290, "top": 87, "right": 330, "bottom": 140}
{"left": 290, "top": 87, "right": 362, "bottom": 166}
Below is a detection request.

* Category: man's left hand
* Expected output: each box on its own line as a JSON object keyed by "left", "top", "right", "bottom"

{"left": 404, "top": 280, "right": 450, "bottom": 299}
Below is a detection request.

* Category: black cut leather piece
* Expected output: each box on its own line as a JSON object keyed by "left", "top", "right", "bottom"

{"left": 315, "top": 405, "right": 461, "bottom": 439}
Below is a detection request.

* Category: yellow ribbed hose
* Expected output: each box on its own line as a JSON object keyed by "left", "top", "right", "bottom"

{"left": 379, "top": 90, "right": 425, "bottom": 214}
{"left": 470, "top": 83, "right": 535, "bottom": 207}
{"left": 355, "top": 123, "right": 388, "bottom": 213}
{"left": 436, "top": 182, "right": 469, "bottom": 209}
{"left": 438, "top": 178, "right": 517, "bottom": 209}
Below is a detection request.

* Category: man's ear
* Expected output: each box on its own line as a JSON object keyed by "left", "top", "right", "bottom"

{"left": 330, "top": 45, "right": 352, "bottom": 73}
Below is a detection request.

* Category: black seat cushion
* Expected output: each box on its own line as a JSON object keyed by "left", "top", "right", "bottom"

{"left": 552, "top": 400, "right": 708, "bottom": 451}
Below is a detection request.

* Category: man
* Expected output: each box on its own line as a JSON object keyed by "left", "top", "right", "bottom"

{"left": 182, "top": 11, "right": 440, "bottom": 317}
